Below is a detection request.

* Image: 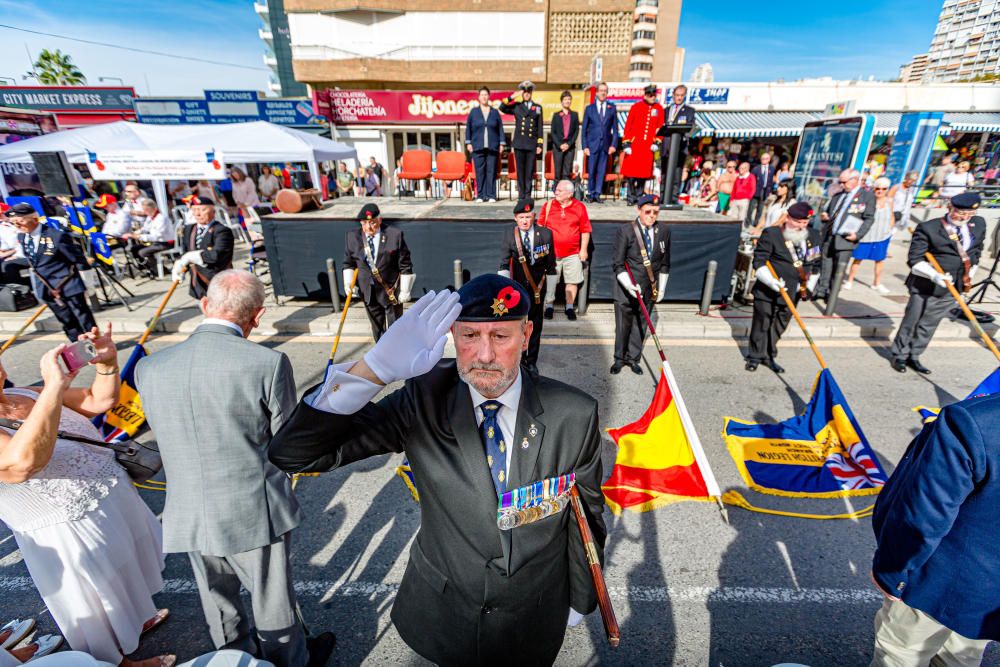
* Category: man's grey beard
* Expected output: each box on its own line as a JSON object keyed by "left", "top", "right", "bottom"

{"left": 783, "top": 227, "right": 808, "bottom": 244}
{"left": 458, "top": 361, "right": 520, "bottom": 398}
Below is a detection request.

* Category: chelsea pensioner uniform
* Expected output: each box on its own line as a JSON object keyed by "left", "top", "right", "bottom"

{"left": 181, "top": 220, "right": 235, "bottom": 299}
{"left": 620, "top": 97, "right": 664, "bottom": 205}
{"left": 499, "top": 94, "right": 543, "bottom": 199}
{"left": 268, "top": 276, "right": 607, "bottom": 666}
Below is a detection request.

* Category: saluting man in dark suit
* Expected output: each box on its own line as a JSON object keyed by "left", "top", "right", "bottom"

{"left": 889, "top": 192, "right": 986, "bottom": 375}
{"left": 548, "top": 91, "right": 579, "bottom": 185}
{"left": 815, "top": 168, "right": 875, "bottom": 301}
{"left": 342, "top": 203, "right": 414, "bottom": 342}
{"left": 465, "top": 86, "right": 506, "bottom": 202}
{"left": 172, "top": 195, "right": 235, "bottom": 299}
{"left": 498, "top": 198, "right": 556, "bottom": 376}
{"left": 269, "top": 277, "right": 607, "bottom": 666}
{"left": 611, "top": 193, "right": 670, "bottom": 375}
{"left": 500, "top": 81, "right": 544, "bottom": 199}
{"left": 745, "top": 202, "right": 821, "bottom": 373}
{"left": 6, "top": 202, "right": 96, "bottom": 341}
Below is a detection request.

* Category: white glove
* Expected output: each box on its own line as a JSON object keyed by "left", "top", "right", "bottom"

{"left": 342, "top": 268, "right": 359, "bottom": 299}
{"left": 657, "top": 273, "right": 668, "bottom": 302}
{"left": 171, "top": 251, "right": 203, "bottom": 281}
{"left": 911, "top": 260, "right": 952, "bottom": 286}
{"left": 398, "top": 273, "right": 416, "bottom": 303}
{"left": 754, "top": 265, "right": 785, "bottom": 292}
{"left": 933, "top": 272, "right": 954, "bottom": 287}
{"left": 498, "top": 269, "right": 511, "bottom": 279}
{"left": 363, "top": 290, "right": 462, "bottom": 385}
{"left": 623, "top": 146, "right": 633, "bottom": 155}
{"left": 544, "top": 275, "right": 558, "bottom": 304}
{"left": 567, "top": 608, "right": 585, "bottom": 628}
{"left": 969, "top": 265, "right": 978, "bottom": 281}
{"left": 806, "top": 273, "right": 820, "bottom": 293}
{"left": 616, "top": 271, "right": 640, "bottom": 299}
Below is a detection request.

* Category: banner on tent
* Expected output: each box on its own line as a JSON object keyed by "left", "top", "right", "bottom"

{"left": 85, "top": 149, "right": 226, "bottom": 181}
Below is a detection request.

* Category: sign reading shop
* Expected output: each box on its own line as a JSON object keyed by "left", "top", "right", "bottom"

{"left": 0, "top": 86, "right": 136, "bottom": 111}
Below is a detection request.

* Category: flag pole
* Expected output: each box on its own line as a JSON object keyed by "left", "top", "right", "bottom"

{"left": 569, "top": 486, "right": 620, "bottom": 647}
{"left": 329, "top": 269, "right": 359, "bottom": 364}
{"left": 139, "top": 277, "right": 183, "bottom": 347}
{"left": 925, "top": 252, "right": 1000, "bottom": 364}
{"left": 765, "top": 261, "right": 828, "bottom": 370}
{"left": 0, "top": 304, "right": 48, "bottom": 355}
{"left": 623, "top": 264, "right": 728, "bottom": 523}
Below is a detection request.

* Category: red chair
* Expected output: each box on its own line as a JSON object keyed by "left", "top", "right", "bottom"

{"left": 432, "top": 151, "right": 466, "bottom": 199}
{"left": 397, "top": 150, "right": 432, "bottom": 199}
{"left": 581, "top": 153, "right": 621, "bottom": 202}
{"left": 543, "top": 152, "right": 555, "bottom": 197}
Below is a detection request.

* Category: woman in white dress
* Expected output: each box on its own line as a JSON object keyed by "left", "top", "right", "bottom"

{"left": 940, "top": 160, "right": 974, "bottom": 200}
{"left": 0, "top": 327, "right": 173, "bottom": 667}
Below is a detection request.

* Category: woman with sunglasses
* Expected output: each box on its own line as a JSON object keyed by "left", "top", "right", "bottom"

{"left": 844, "top": 177, "right": 894, "bottom": 294}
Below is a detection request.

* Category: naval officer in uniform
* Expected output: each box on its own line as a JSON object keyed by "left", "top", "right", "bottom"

{"left": 500, "top": 81, "right": 544, "bottom": 199}
{"left": 269, "top": 276, "right": 607, "bottom": 666}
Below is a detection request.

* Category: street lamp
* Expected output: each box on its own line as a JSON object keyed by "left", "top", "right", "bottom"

{"left": 99, "top": 76, "right": 124, "bottom": 85}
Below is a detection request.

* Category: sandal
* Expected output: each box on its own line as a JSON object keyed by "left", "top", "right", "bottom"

{"left": 26, "top": 634, "right": 63, "bottom": 660}
{"left": 141, "top": 609, "right": 170, "bottom": 635}
{"left": 1, "top": 619, "right": 36, "bottom": 650}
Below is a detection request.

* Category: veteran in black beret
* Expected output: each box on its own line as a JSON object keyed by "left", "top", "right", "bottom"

{"left": 745, "top": 201, "right": 822, "bottom": 373}
{"left": 6, "top": 202, "right": 97, "bottom": 341}
{"left": 889, "top": 191, "right": 986, "bottom": 375}
{"left": 343, "top": 202, "right": 414, "bottom": 342}
{"left": 498, "top": 198, "right": 556, "bottom": 377}
{"left": 172, "top": 194, "right": 235, "bottom": 298}
{"left": 500, "top": 80, "right": 544, "bottom": 199}
{"left": 268, "top": 280, "right": 607, "bottom": 666}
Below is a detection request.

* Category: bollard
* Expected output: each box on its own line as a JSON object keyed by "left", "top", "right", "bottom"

{"left": 578, "top": 262, "right": 590, "bottom": 315}
{"left": 326, "top": 258, "right": 341, "bottom": 313}
{"left": 453, "top": 259, "right": 464, "bottom": 289}
{"left": 699, "top": 260, "right": 718, "bottom": 315}
{"left": 824, "top": 259, "right": 848, "bottom": 316}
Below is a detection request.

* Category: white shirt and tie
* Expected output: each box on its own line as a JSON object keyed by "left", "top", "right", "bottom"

{"left": 519, "top": 226, "right": 535, "bottom": 263}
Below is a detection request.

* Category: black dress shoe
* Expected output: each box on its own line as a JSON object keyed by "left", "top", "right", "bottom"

{"left": 891, "top": 358, "right": 907, "bottom": 373}
{"left": 306, "top": 632, "right": 336, "bottom": 667}
{"left": 543, "top": 306, "right": 553, "bottom": 320}
{"left": 765, "top": 359, "right": 785, "bottom": 374}
{"left": 745, "top": 359, "right": 759, "bottom": 372}
{"left": 630, "top": 362, "right": 643, "bottom": 375}
{"left": 610, "top": 361, "right": 624, "bottom": 374}
{"left": 908, "top": 358, "right": 932, "bottom": 375}
{"left": 565, "top": 308, "right": 577, "bottom": 321}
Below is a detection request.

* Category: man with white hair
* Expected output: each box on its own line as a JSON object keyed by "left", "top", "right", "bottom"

{"left": 815, "top": 168, "right": 875, "bottom": 301}
{"left": 136, "top": 270, "right": 335, "bottom": 667}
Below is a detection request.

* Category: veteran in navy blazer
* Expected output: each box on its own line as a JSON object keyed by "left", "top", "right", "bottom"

{"left": 465, "top": 87, "right": 506, "bottom": 202}
{"left": 871, "top": 393, "right": 1000, "bottom": 662}
{"left": 6, "top": 203, "right": 96, "bottom": 341}
{"left": 581, "top": 82, "right": 619, "bottom": 203}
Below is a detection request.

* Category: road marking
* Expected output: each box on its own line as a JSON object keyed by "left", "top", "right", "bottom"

{"left": 0, "top": 575, "right": 881, "bottom": 605}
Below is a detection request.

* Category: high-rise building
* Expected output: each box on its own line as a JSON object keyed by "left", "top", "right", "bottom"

{"left": 899, "top": 54, "right": 930, "bottom": 82}
{"left": 255, "top": 0, "right": 308, "bottom": 97}
{"left": 690, "top": 62, "right": 714, "bottom": 83}
{"left": 903, "top": 0, "right": 1000, "bottom": 83}
{"left": 283, "top": 0, "right": 684, "bottom": 90}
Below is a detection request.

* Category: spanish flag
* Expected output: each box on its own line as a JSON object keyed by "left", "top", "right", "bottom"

{"left": 92, "top": 344, "right": 147, "bottom": 442}
{"left": 603, "top": 360, "right": 721, "bottom": 514}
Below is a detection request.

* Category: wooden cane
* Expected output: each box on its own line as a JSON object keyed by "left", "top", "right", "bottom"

{"left": 138, "top": 278, "right": 183, "bottom": 347}
{"left": 765, "top": 261, "right": 828, "bottom": 370}
{"left": 329, "top": 269, "right": 359, "bottom": 364}
{"left": 569, "top": 486, "right": 619, "bottom": 647}
{"left": 0, "top": 304, "right": 48, "bottom": 354}
{"left": 925, "top": 252, "right": 1000, "bottom": 363}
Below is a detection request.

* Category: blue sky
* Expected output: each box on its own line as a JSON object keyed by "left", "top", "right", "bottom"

{"left": 1, "top": 1, "right": 943, "bottom": 96}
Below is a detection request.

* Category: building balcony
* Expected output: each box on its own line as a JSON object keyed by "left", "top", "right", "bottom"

{"left": 291, "top": 43, "right": 542, "bottom": 61}
{"left": 630, "top": 52, "right": 654, "bottom": 65}
{"left": 264, "top": 54, "right": 278, "bottom": 68}
{"left": 268, "top": 80, "right": 282, "bottom": 95}
{"left": 259, "top": 28, "right": 273, "bottom": 44}
{"left": 634, "top": 4, "right": 658, "bottom": 16}
{"left": 254, "top": 2, "right": 269, "bottom": 17}
{"left": 632, "top": 37, "right": 655, "bottom": 50}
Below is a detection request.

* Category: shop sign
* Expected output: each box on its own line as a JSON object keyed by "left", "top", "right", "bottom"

{"left": 0, "top": 86, "right": 135, "bottom": 111}
{"left": 135, "top": 94, "right": 322, "bottom": 126}
{"left": 688, "top": 87, "right": 729, "bottom": 105}
{"left": 85, "top": 150, "right": 227, "bottom": 181}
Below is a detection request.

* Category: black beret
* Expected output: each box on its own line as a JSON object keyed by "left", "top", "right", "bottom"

{"left": 456, "top": 274, "right": 530, "bottom": 322}
{"left": 950, "top": 192, "right": 981, "bottom": 210}
{"left": 636, "top": 193, "right": 660, "bottom": 207}
{"left": 643, "top": 84, "right": 658, "bottom": 96}
{"left": 3, "top": 202, "right": 38, "bottom": 217}
{"left": 357, "top": 203, "right": 380, "bottom": 221}
{"left": 786, "top": 202, "right": 815, "bottom": 220}
{"left": 183, "top": 195, "right": 215, "bottom": 207}
{"left": 514, "top": 198, "right": 534, "bottom": 215}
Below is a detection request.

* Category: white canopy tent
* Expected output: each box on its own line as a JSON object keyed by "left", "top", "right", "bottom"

{"left": 0, "top": 120, "right": 357, "bottom": 210}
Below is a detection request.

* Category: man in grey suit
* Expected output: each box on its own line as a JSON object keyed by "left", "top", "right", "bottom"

{"left": 136, "top": 270, "right": 334, "bottom": 667}
{"left": 814, "top": 168, "right": 875, "bottom": 301}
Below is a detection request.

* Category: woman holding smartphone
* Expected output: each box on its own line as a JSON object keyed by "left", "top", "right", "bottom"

{"left": 0, "top": 325, "right": 174, "bottom": 667}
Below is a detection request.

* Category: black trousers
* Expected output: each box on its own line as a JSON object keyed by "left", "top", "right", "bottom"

{"left": 613, "top": 294, "right": 653, "bottom": 364}
{"left": 816, "top": 239, "right": 853, "bottom": 299}
{"left": 47, "top": 292, "right": 97, "bottom": 341}
{"left": 364, "top": 296, "right": 403, "bottom": 342}
{"left": 472, "top": 149, "right": 499, "bottom": 200}
{"left": 129, "top": 241, "right": 175, "bottom": 273}
{"left": 747, "top": 295, "right": 794, "bottom": 362}
{"left": 746, "top": 196, "right": 767, "bottom": 227}
{"left": 0, "top": 259, "right": 31, "bottom": 287}
{"left": 552, "top": 149, "right": 573, "bottom": 185}
{"left": 626, "top": 178, "right": 647, "bottom": 205}
{"left": 514, "top": 149, "right": 537, "bottom": 199}
{"left": 522, "top": 297, "right": 545, "bottom": 366}
{"left": 889, "top": 291, "right": 953, "bottom": 361}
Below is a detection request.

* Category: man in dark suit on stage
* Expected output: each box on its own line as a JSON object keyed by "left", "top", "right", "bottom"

{"left": 465, "top": 86, "right": 506, "bottom": 202}
{"left": 745, "top": 202, "right": 821, "bottom": 373}
{"left": 499, "top": 81, "right": 544, "bottom": 199}
{"left": 659, "top": 84, "right": 696, "bottom": 203}
{"left": 611, "top": 193, "right": 670, "bottom": 375}
{"left": 342, "top": 203, "right": 414, "bottom": 342}
{"left": 548, "top": 91, "right": 579, "bottom": 186}
{"left": 814, "top": 168, "right": 875, "bottom": 301}
{"left": 746, "top": 152, "right": 776, "bottom": 228}
{"left": 499, "top": 198, "right": 556, "bottom": 376}
{"left": 581, "top": 82, "right": 618, "bottom": 203}
{"left": 172, "top": 195, "right": 235, "bottom": 299}
{"left": 889, "top": 192, "right": 985, "bottom": 375}
{"left": 268, "top": 276, "right": 607, "bottom": 666}
{"left": 6, "top": 202, "right": 97, "bottom": 341}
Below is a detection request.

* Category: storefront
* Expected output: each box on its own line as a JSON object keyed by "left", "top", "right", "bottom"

{"left": 0, "top": 106, "right": 60, "bottom": 194}
{"left": 0, "top": 86, "right": 137, "bottom": 128}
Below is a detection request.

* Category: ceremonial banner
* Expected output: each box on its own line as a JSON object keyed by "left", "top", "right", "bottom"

{"left": 723, "top": 369, "right": 887, "bottom": 498}
{"left": 92, "top": 344, "right": 147, "bottom": 442}
{"left": 915, "top": 367, "right": 1000, "bottom": 423}
{"left": 602, "top": 364, "right": 717, "bottom": 513}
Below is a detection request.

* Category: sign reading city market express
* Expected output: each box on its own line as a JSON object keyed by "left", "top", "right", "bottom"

{"left": 86, "top": 150, "right": 226, "bottom": 181}
{"left": 316, "top": 89, "right": 583, "bottom": 125}
{"left": 0, "top": 86, "right": 136, "bottom": 112}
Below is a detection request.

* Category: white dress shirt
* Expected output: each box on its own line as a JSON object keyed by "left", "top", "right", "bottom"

{"left": 102, "top": 210, "right": 131, "bottom": 237}
{"left": 467, "top": 371, "right": 522, "bottom": 476}
{"left": 139, "top": 212, "right": 177, "bottom": 244}
{"left": 364, "top": 231, "right": 381, "bottom": 259}
{"left": 201, "top": 318, "right": 245, "bottom": 335}
{"left": 0, "top": 224, "right": 24, "bottom": 259}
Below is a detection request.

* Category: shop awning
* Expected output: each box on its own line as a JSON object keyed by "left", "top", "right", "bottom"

{"left": 696, "top": 111, "right": 821, "bottom": 138}
{"left": 942, "top": 112, "right": 1000, "bottom": 133}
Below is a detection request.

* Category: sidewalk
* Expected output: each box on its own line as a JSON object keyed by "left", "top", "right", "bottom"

{"left": 1, "top": 234, "right": 997, "bottom": 343}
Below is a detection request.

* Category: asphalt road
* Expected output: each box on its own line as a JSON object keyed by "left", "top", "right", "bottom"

{"left": 1, "top": 331, "right": 997, "bottom": 667}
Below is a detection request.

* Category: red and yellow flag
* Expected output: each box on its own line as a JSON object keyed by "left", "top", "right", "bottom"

{"left": 602, "top": 367, "right": 717, "bottom": 514}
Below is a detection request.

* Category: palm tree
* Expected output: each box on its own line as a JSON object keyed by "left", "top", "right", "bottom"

{"left": 28, "top": 49, "right": 87, "bottom": 85}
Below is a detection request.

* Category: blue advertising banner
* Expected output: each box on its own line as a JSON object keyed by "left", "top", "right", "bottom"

{"left": 884, "top": 112, "right": 943, "bottom": 186}
{"left": 204, "top": 90, "right": 258, "bottom": 103}
{"left": 688, "top": 87, "right": 729, "bottom": 105}
{"left": 135, "top": 93, "right": 322, "bottom": 127}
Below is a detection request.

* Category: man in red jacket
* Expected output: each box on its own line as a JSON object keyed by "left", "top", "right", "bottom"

{"left": 620, "top": 84, "right": 664, "bottom": 205}
{"left": 729, "top": 162, "right": 756, "bottom": 225}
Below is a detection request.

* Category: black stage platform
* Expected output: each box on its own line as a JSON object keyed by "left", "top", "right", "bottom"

{"left": 261, "top": 198, "right": 738, "bottom": 302}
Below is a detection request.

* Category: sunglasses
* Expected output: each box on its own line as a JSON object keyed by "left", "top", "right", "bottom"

{"left": 874, "top": 187, "right": 888, "bottom": 191}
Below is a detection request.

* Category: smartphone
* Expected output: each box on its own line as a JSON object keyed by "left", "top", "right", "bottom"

{"left": 59, "top": 340, "right": 98, "bottom": 373}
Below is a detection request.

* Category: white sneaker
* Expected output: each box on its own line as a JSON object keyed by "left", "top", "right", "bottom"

{"left": 873, "top": 284, "right": 891, "bottom": 295}
{"left": 842, "top": 281, "right": 853, "bottom": 290}
{"left": 487, "top": 198, "right": 496, "bottom": 203}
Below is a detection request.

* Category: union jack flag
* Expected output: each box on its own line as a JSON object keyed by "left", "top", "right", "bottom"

{"left": 826, "top": 440, "right": 886, "bottom": 491}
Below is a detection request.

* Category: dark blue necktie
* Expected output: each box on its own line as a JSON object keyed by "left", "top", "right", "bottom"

{"left": 195, "top": 224, "right": 208, "bottom": 247}
{"left": 523, "top": 231, "right": 533, "bottom": 265}
{"left": 479, "top": 401, "right": 507, "bottom": 496}
{"left": 22, "top": 235, "right": 35, "bottom": 261}
{"left": 643, "top": 228, "right": 653, "bottom": 255}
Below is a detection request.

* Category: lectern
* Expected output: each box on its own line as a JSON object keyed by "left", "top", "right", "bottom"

{"left": 657, "top": 122, "right": 694, "bottom": 210}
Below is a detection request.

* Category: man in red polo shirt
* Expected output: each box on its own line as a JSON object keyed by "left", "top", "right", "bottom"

{"left": 537, "top": 179, "right": 592, "bottom": 320}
